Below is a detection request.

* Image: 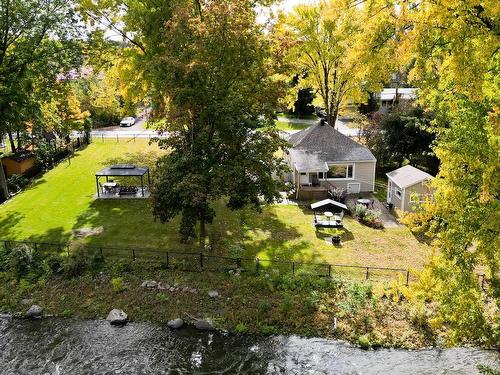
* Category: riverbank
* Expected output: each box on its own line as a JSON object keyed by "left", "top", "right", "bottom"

{"left": 0, "top": 259, "right": 489, "bottom": 351}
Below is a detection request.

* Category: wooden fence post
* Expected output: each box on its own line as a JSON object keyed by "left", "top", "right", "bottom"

{"left": 292, "top": 262, "right": 295, "bottom": 275}
{"left": 255, "top": 258, "right": 260, "bottom": 273}
{"left": 406, "top": 270, "right": 410, "bottom": 286}
{"left": 166, "top": 252, "right": 169, "bottom": 268}
{"left": 236, "top": 258, "right": 241, "bottom": 269}
{"left": 328, "top": 264, "right": 332, "bottom": 278}
{"left": 365, "top": 267, "right": 369, "bottom": 281}
{"left": 132, "top": 249, "right": 136, "bottom": 261}
{"left": 200, "top": 253, "right": 204, "bottom": 269}
{"left": 100, "top": 247, "right": 103, "bottom": 257}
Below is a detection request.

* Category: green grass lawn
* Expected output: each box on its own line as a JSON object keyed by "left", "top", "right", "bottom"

{"left": 278, "top": 113, "right": 318, "bottom": 120}
{"left": 274, "top": 120, "right": 311, "bottom": 131}
{"left": 0, "top": 139, "right": 430, "bottom": 271}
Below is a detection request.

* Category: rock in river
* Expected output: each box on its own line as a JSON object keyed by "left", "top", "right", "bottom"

{"left": 167, "top": 318, "right": 184, "bottom": 329}
{"left": 106, "top": 309, "right": 128, "bottom": 325}
{"left": 26, "top": 305, "right": 43, "bottom": 318}
{"left": 195, "top": 319, "right": 215, "bottom": 331}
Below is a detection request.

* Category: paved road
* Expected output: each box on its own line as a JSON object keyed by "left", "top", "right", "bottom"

{"left": 75, "top": 115, "right": 360, "bottom": 139}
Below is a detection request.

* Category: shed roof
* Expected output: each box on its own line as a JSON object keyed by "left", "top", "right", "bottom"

{"left": 288, "top": 122, "right": 376, "bottom": 162}
{"left": 310, "top": 199, "right": 348, "bottom": 211}
{"left": 96, "top": 165, "right": 149, "bottom": 177}
{"left": 386, "top": 165, "right": 433, "bottom": 189}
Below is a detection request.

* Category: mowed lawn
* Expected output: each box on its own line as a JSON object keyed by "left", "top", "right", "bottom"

{"left": 0, "top": 139, "right": 431, "bottom": 270}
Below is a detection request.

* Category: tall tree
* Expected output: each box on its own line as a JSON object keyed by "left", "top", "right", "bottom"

{"left": 364, "top": 106, "right": 439, "bottom": 174}
{"left": 276, "top": 0, "right": 395, "bottom": 127}
{"left": 401, "top": 0, "right": 499, "bottom": 344}
{"left": 149, "top": 1, "right": 287, "bottom": 246}
{"left": 0, "top": 0, "right": 83, "bottom": 199}
{"left": 0, "top": 0, "right": 83, "bottom": 151}
{"left": 81, "top": 0, "right": 288, "bottom": 245}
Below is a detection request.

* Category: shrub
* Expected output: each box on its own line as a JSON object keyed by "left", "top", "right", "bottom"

{"left": 330, "top": 187, "right": 347, "bottom": 203}
{"left": 304, "top": 290, "right": 322, "bottom": 312}
{"left": 62, "top": 254, "right": 88, "bottom": 277}
{"left": 112, "top": 260, "right": 134, "bottom": 275}
{"left": 44, "top": 254, "right": 65, "bottom": 276}
{"left": 339, "top": 282, "right": 374, "bottom": 315}
{"left": 259, "top": 299, "right": 272, "bottom": 313}
{"left": 111, "top": 277, "right": 126, "bottom": 293}
{"left": 235, "top": 323, "right": 248, "bottom": 333}
{"left": 156, "top": 292, "right": 169, "bottom": 302}
{"left": 260, "top": 324, "right": 277, "bottom": 335}
{"left": 280, "top": 293, "right": 294, "bottom": 313}
{"left": 1, "top": 244, "right": 46, "bottom": 281}
{"left": 7, "top": 174, "right": 29, "bottom": 193}
{"left": 354, "top": 204, "right": 368, "bottom": 220}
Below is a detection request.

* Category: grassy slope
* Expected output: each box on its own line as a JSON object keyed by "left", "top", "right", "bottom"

{"left": 0, "top": 139, "right": 430, "bottom": 271}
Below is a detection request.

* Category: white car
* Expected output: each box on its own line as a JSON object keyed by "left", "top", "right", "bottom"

{"left": 120, "top": 117, "right": 136, "bottom": 127}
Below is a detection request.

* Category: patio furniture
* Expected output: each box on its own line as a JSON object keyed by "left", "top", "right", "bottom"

{"left": 103, "top": 182, "right": 118, "bottom": 194}
{"left": 95, "top": 165, "right": 151, "bottom": 198}
{"left": 357, "top": 198, "right": 371, "bottom": 207}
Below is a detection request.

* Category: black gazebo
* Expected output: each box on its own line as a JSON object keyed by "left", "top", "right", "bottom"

{"left": 95, "top": 164, "right": 151, "bottom": 198}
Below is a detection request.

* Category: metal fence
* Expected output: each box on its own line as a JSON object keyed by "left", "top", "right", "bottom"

{"left": 1, "top": 240, "right": 412, "bottom": 284}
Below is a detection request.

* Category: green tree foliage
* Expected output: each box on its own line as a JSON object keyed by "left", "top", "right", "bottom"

{"left": 400, "top": 0, "right": 499, "bottom": 342}
{"left": 364, "top": 106, "right": 439, "bottom": 174}
{"left": 82, "top": 0, "right": 288, "bottom": 244}
{"left": 149, "top": 1, "right": 288, "bottom": 245}
{"left": 276, "top": 0, "right": 395, "bottom": 127}
{"left": 0, "top": 0, "right": 83, "bottom": 152}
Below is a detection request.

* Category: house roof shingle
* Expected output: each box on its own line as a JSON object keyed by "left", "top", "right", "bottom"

{"left": 288, "top": 122, "right": 376, "bottom": 162}
{"left": 386, "top": 165, "right": 433, "bottom": 189}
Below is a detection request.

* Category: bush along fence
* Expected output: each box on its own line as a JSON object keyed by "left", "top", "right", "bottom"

{"left": 1, "top": 240, "right": 413, "bottom": 285}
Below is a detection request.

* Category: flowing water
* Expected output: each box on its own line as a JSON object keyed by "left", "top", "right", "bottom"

{"left": 0, "top": 316, "right": 497, "bottom": 374}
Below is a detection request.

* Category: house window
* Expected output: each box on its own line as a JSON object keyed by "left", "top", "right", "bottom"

{"left": 325, "top": 164, "right": 354, "bottom": 179}
{"left": 395, "top": 188, "right": 402, "bottom": 198}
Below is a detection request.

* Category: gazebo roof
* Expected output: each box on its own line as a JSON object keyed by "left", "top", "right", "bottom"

{"left": 310, "top": 199, "right": 348, "bottom": 211}
{"left": 96, "top": 164, "right": 149, "bottom": 177}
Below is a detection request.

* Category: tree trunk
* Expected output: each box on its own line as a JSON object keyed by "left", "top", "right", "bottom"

{"left": 7, "top": 129, "right": 16, "bottom": 153}
{"left": 0, "top": 161, "right": 9, "bottom": 201}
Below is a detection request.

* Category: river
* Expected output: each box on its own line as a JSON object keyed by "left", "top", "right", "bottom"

{"left": 0, "top": 317, "right": 497, "bottom": 374}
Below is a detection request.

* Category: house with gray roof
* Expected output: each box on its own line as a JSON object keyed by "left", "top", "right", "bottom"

{"left": 285, "top": 121, "right": 376, "bottom": 200}
{"left": 386, "top": 165, "right": 434, "bottom": 212}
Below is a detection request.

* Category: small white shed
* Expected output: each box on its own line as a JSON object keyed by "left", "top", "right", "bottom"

{"left": 386, "top": 165, "right": 434, "bottom": 212}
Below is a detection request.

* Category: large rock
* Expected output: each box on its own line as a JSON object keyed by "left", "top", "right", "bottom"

{"left": 141, "top": 280, "right": 158, "bottom": 289}
{"left": 195, "top": 319, "right": 215, "bottom": 331}
{"left": 106, "top": 309, "right": 128, "bottom": 325}
{"left": 207, "top": 290, "right": 219, "bottom": 298}
{"left": 26, "top": 305, "right": 43, "bottom": 318}
{"left": 167, "top": 318, "right": 184, "bottom": 329}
